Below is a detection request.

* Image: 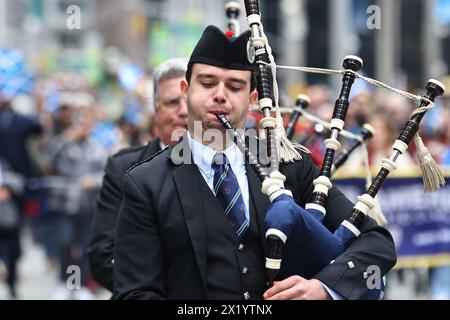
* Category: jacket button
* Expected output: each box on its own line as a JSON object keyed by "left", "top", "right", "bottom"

{"left": 347, "top": 261, "right": 355, "bottom": 269}
{"left": 242, "top": 267, "right": 248, "bottom": 274}
{"left": 238, "top": 243, "right": 244, "bottom": 251}
{"left": 243, "top": 291, "right": 250, "bottom": 300}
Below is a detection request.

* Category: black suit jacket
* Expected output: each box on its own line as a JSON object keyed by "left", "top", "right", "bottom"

{"left": 113, "top": 136, "right": 396, "bottom": 300}
{"left": 87, "top": 140, "right": 161, "bottom": 291}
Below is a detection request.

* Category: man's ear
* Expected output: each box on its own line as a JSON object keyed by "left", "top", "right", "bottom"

{"left": 180, "top": 79, "right": 189, "bottom": 102}
{"left": 250, "top": 89, "right": 258, "bottom": 106}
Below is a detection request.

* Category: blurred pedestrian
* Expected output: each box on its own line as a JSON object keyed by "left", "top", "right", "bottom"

{"left": 47, "top": 93, "right": 107, "bottom": 299}
{"left": 0, "top": 74, "right": 42, "bottom": 299}
{"left": 0, "top": 158, "right": 24, "bottom": 299}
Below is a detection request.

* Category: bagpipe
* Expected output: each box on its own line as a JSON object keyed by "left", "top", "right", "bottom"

{"left": 220, "top": 0, "right": 446, "bottom": 298}
{"left": 222, "top": 0, "right": 302, "bottom": 285}
{"left": 284, "top": 94, "right": 310, "bottom": 141}
{"left": 282, "top": 96, "right": 386, "bottom": 226}
{"left": 331, "top": 124, "right": 375, "bottom": 174}
{"left": 282, "top": 93, "right": 376, "bottom": 174}
{"left": 268, "top": 79, "right": 444, "bottom": 278}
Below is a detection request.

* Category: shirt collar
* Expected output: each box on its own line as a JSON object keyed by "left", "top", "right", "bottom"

{"left": 187, "top": 131, "right": 245, "bottom": 178}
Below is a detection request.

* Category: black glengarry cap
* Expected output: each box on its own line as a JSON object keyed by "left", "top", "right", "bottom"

{"left": 186, "top": 25, "right": 254, "bottom": 79}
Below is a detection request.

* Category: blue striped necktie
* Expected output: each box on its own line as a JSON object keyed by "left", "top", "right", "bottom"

{"left": 212, "top": 153, "right": 249, "bottom": 237}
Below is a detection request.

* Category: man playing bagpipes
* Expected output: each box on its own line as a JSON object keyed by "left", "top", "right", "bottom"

{"left": 112, "top": 23, "right": 396, "bottom": 300}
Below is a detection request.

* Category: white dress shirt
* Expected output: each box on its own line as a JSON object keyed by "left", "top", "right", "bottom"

{"left": 187, "top": 131, "right": 250, "bottom": 222}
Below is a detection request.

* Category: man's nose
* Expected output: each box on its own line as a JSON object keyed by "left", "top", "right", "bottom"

{"left": 213, "top": 84, "right": 227, "bottom": 104}
{"left": 177, "top": 98, "right": 188, "bottom": 118}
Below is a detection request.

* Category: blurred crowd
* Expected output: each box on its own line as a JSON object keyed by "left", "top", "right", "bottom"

{"left": 0, "top": 47, "right": 157, "bottom": 299}
{"left": 1, "top": 46, "right": 450, "bottom": 300}
{"left": 288, "top": 79, "right": 450, "bottom": 169}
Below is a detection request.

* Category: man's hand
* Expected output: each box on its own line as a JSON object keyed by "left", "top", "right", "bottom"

{"left": 263, "top": 275, "right": 332, "bottom": 300}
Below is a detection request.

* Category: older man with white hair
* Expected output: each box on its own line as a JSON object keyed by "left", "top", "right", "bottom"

{"left": 88, "top": 57, "right": 189, "bottom": 293}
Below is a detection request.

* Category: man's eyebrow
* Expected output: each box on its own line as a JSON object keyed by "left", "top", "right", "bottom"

{"left": 196, "top": 73, "right": 217, "bottom": 80}
{"left": 196, "top": 73, "right": 247, "bottom": 84}
{"left": 162, "top": 95, "right": 182, "bottom": 103}
{"left": 227, "top": 77, "right": 247, "bottom": 85}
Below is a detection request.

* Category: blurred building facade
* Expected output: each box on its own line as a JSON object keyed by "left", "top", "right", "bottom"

{"left": 0, "top": 0, "right": 450, "bottom": 94}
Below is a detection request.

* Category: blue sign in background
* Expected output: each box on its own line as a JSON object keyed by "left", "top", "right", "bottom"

{"left": 334, "top": 175, "right": 450, "bottom": 267}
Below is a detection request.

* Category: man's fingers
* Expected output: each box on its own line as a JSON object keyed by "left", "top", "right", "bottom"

{"left": 265, "top": 285, "right": 304, "bottom": 300}
{"left": 263, "top": 275, "right": 304, "bottom": 299}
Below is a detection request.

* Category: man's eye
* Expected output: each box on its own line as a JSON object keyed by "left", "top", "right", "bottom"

{"left": 229, "top": 85, "right": 243, "bottom": 91}
{"left": 163, "top": 99, "right": 181, "bottom": 107}
{"left": 201, "top": 82, "right": 214, "bottom": 88}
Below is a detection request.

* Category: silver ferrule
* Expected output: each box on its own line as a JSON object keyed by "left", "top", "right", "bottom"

{"left": 330, "top": 129, "right": 340, "bottom": 141}
{"left": 251, "top": 24, "right": 261, "bottom": 39}
{"left": 390, "top": 150, "right": 401, "bottom": 162}
{"left": 262, "top": 108, "right": 271, "bottom": 118}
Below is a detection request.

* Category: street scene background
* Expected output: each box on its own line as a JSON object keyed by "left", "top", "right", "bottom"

{"left": 1, "top": 0, "right": 450, "bottom": 300}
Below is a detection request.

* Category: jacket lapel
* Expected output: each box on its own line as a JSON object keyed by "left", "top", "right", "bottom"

{"left": 170, "top": 136, "right": 208, "bottom": 293}
{"left": 246, "top": 164, "right": 271, "bottom": 255}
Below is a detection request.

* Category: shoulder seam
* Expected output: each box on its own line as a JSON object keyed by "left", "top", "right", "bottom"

{"left": 126, "top": 145, "right": 169, "bottom": 174}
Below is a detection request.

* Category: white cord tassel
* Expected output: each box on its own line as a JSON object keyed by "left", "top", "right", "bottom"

{"left": 274, "top": 102, "right": 310, "bottom": 160}
{"left": 258, "top": 25, "right": 305, "bottom": 163}
{"left": 277, "top": 126, "right": 311, "bottom": 162}
{"left": 413, "top": 132, "right": 446, "bottom": 192}
{"left": 369, "top": 196, "right": 389, "bottom": 226}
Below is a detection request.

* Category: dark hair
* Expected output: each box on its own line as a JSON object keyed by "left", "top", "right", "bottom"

{"left": 185, "top": 63, "right": 257, "bottom": 92}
